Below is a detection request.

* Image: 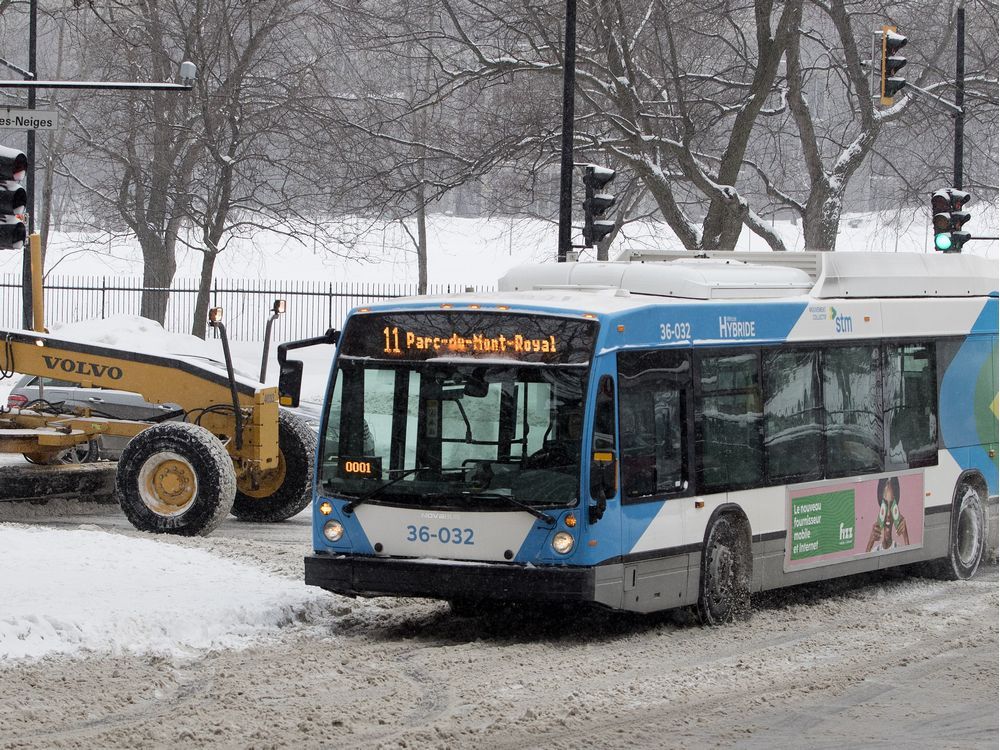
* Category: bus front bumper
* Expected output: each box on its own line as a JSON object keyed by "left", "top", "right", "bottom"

{"left": 305, "top": 553, "right": 596, "bottom": 603}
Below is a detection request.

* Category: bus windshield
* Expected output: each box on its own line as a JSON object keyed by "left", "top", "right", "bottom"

{"left": 320, "top": 311, "right": 597, "bottom": 511}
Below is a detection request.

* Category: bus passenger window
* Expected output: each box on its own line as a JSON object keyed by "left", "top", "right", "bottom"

{"left": 823, "top": 346, "right": 882, "bottom": 477}
{"left": 884, "top": 343, "right": 937, "bottom": 468}
{"left": 696, "top": 351, "right": 763, "bottom": 493}
{"left": 618, "top": 350, "right": 689, "bottom": 499}
{"left": 763, "top": 349, "right": 823, "bottom": 484}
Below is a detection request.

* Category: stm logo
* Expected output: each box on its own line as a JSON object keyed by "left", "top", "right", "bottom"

{"left": 41, "top": 355, "right": 124, "bottom": 380}
{"left": 829, "top": 306, "right": 854, "bottom": 334}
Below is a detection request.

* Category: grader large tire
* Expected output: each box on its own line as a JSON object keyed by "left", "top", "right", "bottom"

{"left": 116, "top": 422, "right": 236, "bottom": 536}
{"left": 231, "top": 410, "right": 316, "bottom": 522}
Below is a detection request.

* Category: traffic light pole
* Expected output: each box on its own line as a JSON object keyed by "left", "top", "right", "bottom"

{"left": 953, "top": 1, "right": 965, "bottom": 190}
{"left": 557, "top": 0, "right": 576, "bottom": 263}
{"left": 22, "top": 0, "right": 37, "bottom": 329}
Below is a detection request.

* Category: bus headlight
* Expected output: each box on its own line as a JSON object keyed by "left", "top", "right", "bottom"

{"left": 551, "top": 531, "right": 574, "bottom": 555}
{"left": 323, "top": 520, "right": 345, "bottom": 542}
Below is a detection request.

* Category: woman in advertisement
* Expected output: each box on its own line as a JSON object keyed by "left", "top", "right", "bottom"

{"left": 866, "top": 476, "right": 910, "bottom": 552}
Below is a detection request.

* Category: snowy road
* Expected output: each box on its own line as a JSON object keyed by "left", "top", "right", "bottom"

{"left": 2, "top": 500, "right": 997, "bottom": 749}
{"left": 0, "top": 498, "right": 313, "bottom": 545}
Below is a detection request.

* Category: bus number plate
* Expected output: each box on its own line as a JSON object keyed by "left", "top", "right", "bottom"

{"left": 406, "top": 525, "right": 475, "bottom": 545}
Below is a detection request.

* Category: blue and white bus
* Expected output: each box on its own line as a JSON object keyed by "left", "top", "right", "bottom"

{"left": 294, "top": 252, "right": 998, "bottom": 623}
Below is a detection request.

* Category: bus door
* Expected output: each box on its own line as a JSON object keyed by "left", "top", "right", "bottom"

{"left": 584, "top": 369, "right": 623, "bottom": 563}
{"left": 616, "top": 349, "right": 693, "bottom": 608}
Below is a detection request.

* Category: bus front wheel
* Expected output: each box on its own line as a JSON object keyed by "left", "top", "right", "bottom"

{"left": 697, "top": 514, "right": 751, "bottom": 626}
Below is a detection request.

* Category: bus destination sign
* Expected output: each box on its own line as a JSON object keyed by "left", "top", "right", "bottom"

{"left": 341, "top": 311, "right": 597, "bottom": 365}
{"left": 383, "top": 328, "right": 558, "bottom": 357}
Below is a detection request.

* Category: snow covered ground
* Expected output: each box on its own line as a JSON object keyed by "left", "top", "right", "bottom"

{"left": 0, "top": 505, "right": 995, "bottom": 750}
{"left": 0, "top": 526, "right": 332, "bottom": 661}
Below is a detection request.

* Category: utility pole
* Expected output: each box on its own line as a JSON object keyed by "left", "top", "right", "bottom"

{"left": 557, "top": 0, "right": 576, "bottom": 263}
{"left": 953, "top": 0, "right": 965, "bottom": 189}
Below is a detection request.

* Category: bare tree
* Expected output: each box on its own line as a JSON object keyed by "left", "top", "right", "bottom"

{"left": 432, "top": 0, "right": 800, "bottom": 252}
{"left": 179, "top": 0, "right": 334, "bottom": 335}
{"left": 57, "top": 1, "right": 200, "bottom": 323}
{"left": 54, "top": 0, "right": 352, "bottom": 329}
{"left": 307, "top": 0, "right": 550, "bottom": 290}
{"left": 763, "top": 0, "right": 961, "bottom": 250}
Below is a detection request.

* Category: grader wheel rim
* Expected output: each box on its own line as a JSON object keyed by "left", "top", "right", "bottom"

{"left": 137, "top": 451, "right": 199, "bottom": 517}
{"left": 236, "top": 451, "right": 287, "bottom": 499}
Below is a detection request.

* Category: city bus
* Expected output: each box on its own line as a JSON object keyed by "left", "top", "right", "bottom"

{"left": 294, "top": 252, "right": 998, "bottom": 623}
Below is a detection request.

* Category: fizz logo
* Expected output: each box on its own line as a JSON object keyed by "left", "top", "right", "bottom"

{"left": 839, "top": 523, "right": 854, "bottom": 543}
{"left": 829, "top": 306, "right": 853, "bottom": 334}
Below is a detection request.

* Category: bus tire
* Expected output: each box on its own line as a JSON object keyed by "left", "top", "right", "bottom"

{"left": 231, "top": 410, "right": 316, "bottom": 522}
{"left": 116, "top": 422, "right": 235, "bottom": 536}
{"left": 697, "top": 514, "right": 752, "bottom": 626}
{"left": 939, "top": 480, "right": 987, "bottom": 581}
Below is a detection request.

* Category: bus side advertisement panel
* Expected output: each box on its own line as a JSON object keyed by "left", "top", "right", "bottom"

{"left": 784, "top": 472, "right": 924, "bottom": 572}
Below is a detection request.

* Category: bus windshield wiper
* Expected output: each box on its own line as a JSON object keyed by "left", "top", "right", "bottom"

{"left": 424, "top": 490, "right": 556, "bottom": 525}
{"left": 340, "top": 466, "right": 429, "bottom": 514}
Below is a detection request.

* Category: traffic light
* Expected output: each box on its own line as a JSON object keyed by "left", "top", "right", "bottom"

{"left": 582, "top": 164, "right": 616, "bottom": 248}
{"left": 0, "top": 145, "right": 27, "bottom": 250}
{"left": 879, "top": 25, "right": 907, "bottom": 106}
{"left": 931, "top": 188, "right": 972, "bottom": 253}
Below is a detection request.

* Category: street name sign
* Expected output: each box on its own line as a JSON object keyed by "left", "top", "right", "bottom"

{"left": 0, "top": 109, "right": 59, "bottom": 130}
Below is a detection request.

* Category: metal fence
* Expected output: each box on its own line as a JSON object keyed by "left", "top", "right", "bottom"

{"left": 0, "top": 275, "right": 493, "bottom": 342}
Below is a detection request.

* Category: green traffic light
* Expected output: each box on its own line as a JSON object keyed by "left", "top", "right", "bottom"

{"left": 934, "top": 232, "right": 953, "bottom": 251}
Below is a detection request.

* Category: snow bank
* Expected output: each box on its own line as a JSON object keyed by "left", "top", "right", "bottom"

{"left": 0, "top": 525, "right": 331, "bottom": 661}
{"left": 49, "top": 315, "right": 217, "bottom": 359}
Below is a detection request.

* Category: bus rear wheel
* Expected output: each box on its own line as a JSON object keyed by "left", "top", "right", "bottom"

{"left": 697, "top": 515, "right": 751, "bottom": 626}
{"left": 941, "top": 481, "right": 986, "bottom": 580}
{"left": 231, "top": 410, "right": 316, "bottom": 522}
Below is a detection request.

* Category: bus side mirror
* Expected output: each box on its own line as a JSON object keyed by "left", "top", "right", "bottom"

{"left": 278, "top": 360, "right": 303, "bottom": 407}
{"left": 589, "top": 451, "right": 617, "bottom": 524}
{"left": 276, "top": 329, "right": 340, "bottom": 407}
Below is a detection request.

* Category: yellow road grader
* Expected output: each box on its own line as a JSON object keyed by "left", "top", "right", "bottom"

{"left": 0, "top": 234, "right": 318, "bottom": 536}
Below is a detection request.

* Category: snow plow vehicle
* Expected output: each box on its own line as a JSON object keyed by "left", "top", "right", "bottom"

{"left": 0, "top": 320, "right": 315, "bottom": 535}
{"left": 0, "top": 236, "right": 314, "bottom": 535}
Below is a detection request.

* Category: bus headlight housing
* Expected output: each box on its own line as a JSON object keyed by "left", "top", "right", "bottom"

{"left": 551, "top": 531, "right": 575, "bottom": 555}
{"left": 323, "top": 520, "right": 345, "bottom": 542}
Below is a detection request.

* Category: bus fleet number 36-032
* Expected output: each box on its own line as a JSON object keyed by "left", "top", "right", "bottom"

{"left": 660, "top": 322, "right": 691, "bottom": 340}
{"left": 406, "top": 525, "right": 475, "bottom": 545}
